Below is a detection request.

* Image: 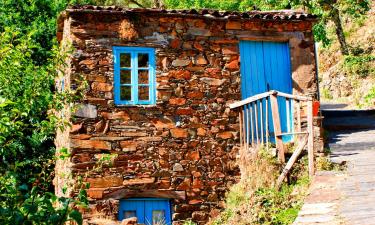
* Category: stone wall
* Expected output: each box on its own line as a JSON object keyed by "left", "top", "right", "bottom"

{"left": 56, "top": 10, "right": 319, "bottom": 225}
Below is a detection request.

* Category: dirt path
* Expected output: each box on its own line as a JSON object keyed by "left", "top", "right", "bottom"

{"left": 294, "top": 110, "right": 375, "bottom": 225}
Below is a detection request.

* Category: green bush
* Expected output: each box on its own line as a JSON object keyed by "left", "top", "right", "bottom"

{"left": 342, "top": 55, "right": 375, "bottom": 78}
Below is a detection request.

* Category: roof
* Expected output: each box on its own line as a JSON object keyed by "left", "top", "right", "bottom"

{"left": 64, "top": 5, "right": 317, "bottom": 21}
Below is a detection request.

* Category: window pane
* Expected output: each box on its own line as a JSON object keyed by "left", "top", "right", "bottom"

{"left": 120, "top": 86, "right": 131, "bottom": 101}
{"left": 138, "top": 53, "right": 149, "bottom": 67}
{"left": 152, "top": 210, "right": 165, "bottom": 225}
{"left": 123, "top": 210, "right": 136, "bottom": 219}
{"left": 138, "top": 86, "right": 149, "bottom": 101}
{"left": 138, "top": 70, "right": 149, "bottom": 84}
{"left": 120, "top": 53, "right": 131, "bottom": 67}
{"left": 120, "top": 70, "right": 131, "bottom": 84}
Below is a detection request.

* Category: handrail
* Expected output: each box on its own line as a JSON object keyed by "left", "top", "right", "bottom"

{"left": 229, "top": 90, "right": 312, "bottom": 109}
{"left": 230, "top": 89, "right": 315, "bottom": 181}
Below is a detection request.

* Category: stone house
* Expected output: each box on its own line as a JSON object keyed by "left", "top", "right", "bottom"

{"left": 55, "top": 5, "right": 322, "bottom": 225}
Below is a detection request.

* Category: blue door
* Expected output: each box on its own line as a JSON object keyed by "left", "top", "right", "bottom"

{"left": 119, "top": 198, "right": 172, "bottom": 225}
{"left": 239, "top": 41, "right": 293, "bottom": 142}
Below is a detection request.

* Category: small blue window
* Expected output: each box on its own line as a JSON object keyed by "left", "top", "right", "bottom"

{"left": 118, "top": 198, "right": 172, "bottom": 225}
{"left": 113, "top": 47, "right": 156, "bottom": 105}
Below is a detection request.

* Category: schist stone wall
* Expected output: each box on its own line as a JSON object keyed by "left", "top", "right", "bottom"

{"left": 56, "top": 7, "right": 321, "bottom": 225}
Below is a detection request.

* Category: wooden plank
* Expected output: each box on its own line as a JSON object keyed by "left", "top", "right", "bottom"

{"left": 260, "top": 99, "right": 264, "bottom": 145}
{"left": 307, "top": 100, "right": 315, "bottom": 177}
{"left": 276, "top": 91, "right": 312, "bottom": 101}
{"left": 266, "top": 97, "right": 269, "bottom": 149}
{"left": 286, "top": 98, "right": 290, "bottom": 133}
{"left": 276, "top": 134, "right": 308, "bottom": 190}
{"left": 239, "top": 110, "right": 243, "bottom": 148}
{"left": 242, "top": 108, "right": 246, "bottom": 149}
{"left": 229, "top": 91, "right": 272, "bottom": 109}
{"left": 245, "top": 105, "right": 250, "bottom": 151}
{"left": 255, "top": 101, "right": 259, "bottom": 144}
{"left": 277, "top": 131, "right": 308, "bottom": 136}
{"left": 250, "top": 104, "right": 254, "bottom": 144}
{"left": 296, "top": 100, "right": 301, "bottom": 133}
{"left": 270, "top": 93, "right": 285, "bottom": 163}
{"left": 229, "top": 90, "right": 311, "bottom": 109}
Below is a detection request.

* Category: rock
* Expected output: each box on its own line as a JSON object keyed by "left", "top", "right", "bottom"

{"left": 170, "top": 128, "right": 189, "bottom": 138}
{"left": 123, "top": 177, "right": 155, "bottom": 185}
{"left": 200, "top": 78, "right": 226, "bottom": 86}
{"left": 172, "top": 59, "right": 191, "bottom": 67}
{"left": 169, "top": 98, "right": 187, "bottom": 105}
{"left": 86, "top": 176, "right": 123, "bottom": 188}
{"left": 120, "top": 217, "right": 137, "bottom": 225}
{"left": 71, "top": 139, "right": 111, "bottom": 150}
{"left": 173, "top": 163, "right": 184, "bottom": 172}
{"left": 74, "top": 104, "right": 97, "bottom": 118}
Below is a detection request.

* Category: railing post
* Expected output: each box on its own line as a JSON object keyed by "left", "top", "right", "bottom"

{"left": 270, "top": 91, "right": 285, "bottom": 163}
{"left": 307, "top": 99, "right": 315, "bottom": 177}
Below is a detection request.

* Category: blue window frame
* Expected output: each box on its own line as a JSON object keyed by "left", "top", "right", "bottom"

{"left": 118, "top": 198, "right": 172, "bottom": 225}
{"left": 113, "top": 47, "right": 156, "bottom": 105}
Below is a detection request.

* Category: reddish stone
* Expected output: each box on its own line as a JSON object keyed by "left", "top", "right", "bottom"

{"left": 70, "top": 123, "right": 83, "bottom": 134}
{"left": 176, "top": 108, "right": 194, "bottom": 115}
{"left": 195, "top": 55, "right": 208, "bottom": 65}
{"left": 192, "top": 171, "right": 202, "bottom": 178}
{"left": 192, "top": 178, "right": 203, "bottom": 189}
{"left": 177, "top": 178, "right": 191, "bottom": 190}
{"left": 87, "top": 75, "right": 106, "bottom": 82}
{"left": 169, "top": 98, "right": 186, "bottom": 105}
{"left": 87, "top": 188, "right": 104, "bottom": 199}
{"left": 225, "top": 59, "right": 239, "bottom": 70}
{"left": 189, "top": 199, "right": 203, "bottom": 204}
{"left": 120, "top": 141, "right": 137, "bottom": 151}
{"left": 169, "top": 70, "right": 191, "bottom": 79}
{"left": 101, "top": 111, "right": 130, "bottom": 120}
{"left": 152, "top": 118, "right": 175, "bottom": 129}
{"left": 71, "top": 134, "right": 92, "bottom": 140}
{"left": 193, "top": 42, "right": 204, "bottom": 51}
{"left": 222, "top": 46, "right": 238, "bottom": 55}
{"left": 194, "top": 20, "right": 206, "bottom": 28}
{"left": 170, "top": 128, "right": 188, "bottom": 138}
{"left": 211, "top": 172, "right": 225, "bottom": 178}
{"left": 197, "top": 128, "right": 207, "bottom": 136}
{"left": 225, "top": 21, "right": 242, "bottom": 30}
{"left": 86, "top": 176, "right": 123, "bottom": 188}
{"left": 71, "top": 139, "right": 111, "bottom": 150}
{"left": 187, "top": 91, "right": 204, "bottom": 99}
{"left": 123, "top": 177, "right": 155, "bottom": 185}
{"left": 186, "top": 151, "right": 200, "bottom": 160}
{"left": 217, "top": 131, "right": 233, "bottom": 139}
{"left": 170, "top": 38, "right": 181, "bottom": 49}
{"left": 91, "top": 82, "right": 112, "bottom": 92}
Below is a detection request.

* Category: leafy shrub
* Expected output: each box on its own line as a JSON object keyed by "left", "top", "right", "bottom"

{"left": 211, "top": 146, "right": 310, "bottom": 225}
{"left": 342, "top": 55, "right": 375, "bottom": 78}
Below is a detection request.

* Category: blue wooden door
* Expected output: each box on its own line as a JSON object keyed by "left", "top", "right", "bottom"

{"left": 119, "top": 198, "right": 172, "bottom": 225}
{"left": 239, "top": 41, "right": 293, "bottom": 142}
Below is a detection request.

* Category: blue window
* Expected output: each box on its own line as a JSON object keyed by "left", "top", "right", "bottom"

{"left": 113, "top": 47, "right": 156, "bottom": 105}
{"left": 118, "top": 198, "right": 172, "bottom": 225}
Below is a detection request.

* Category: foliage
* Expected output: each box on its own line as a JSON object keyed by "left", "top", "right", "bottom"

{"left": 0, "top": 0, "right": 90, "bottom": 224}
{"left": 211, "top": 146, "right": 310, "bottom": 225}
{"left": 342, "top": 54, "right": 375, "bottom": 78}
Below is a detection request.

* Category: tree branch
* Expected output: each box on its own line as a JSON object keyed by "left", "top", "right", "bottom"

{"left": 129, "top": 0, "right": 145, "bottom": 8}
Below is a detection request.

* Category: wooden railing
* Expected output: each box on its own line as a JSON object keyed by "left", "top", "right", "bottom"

{"left": 229, "top": 90, "right": 315, "bottom": 188}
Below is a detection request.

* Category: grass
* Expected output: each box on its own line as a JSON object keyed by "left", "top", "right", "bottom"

{"left": 209, "top": 145, "right": 310, "bottom": 225}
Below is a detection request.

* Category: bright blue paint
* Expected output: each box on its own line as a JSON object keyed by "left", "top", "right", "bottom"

{"left": 118, "top": 198, "right": 172, "bottom": 225}
{"left": 239, "top": 41, "right": 293, "bottom": 143}
{"left": 113, "top": 46, "right": 156, "bottom": 105}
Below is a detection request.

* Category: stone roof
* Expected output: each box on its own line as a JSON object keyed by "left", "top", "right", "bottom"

{"left": 65, "top": 5, "right": 317, "bottom": 21}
